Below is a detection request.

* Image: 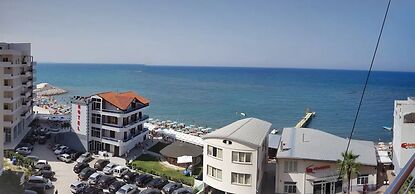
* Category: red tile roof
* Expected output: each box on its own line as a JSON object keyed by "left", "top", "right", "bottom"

{"left": 97, "top": 91, "right": 149, "bottom": 110}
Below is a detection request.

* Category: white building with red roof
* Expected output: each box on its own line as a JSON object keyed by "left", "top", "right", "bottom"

{"left": 70, "top": 91, "right": 150, "bottom": 156}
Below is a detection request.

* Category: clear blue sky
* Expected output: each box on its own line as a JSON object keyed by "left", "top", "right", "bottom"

{"left": 1, "top": 0, "right": 414, "bottom": 71}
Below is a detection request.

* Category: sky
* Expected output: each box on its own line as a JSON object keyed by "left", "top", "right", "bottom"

{"left": 1, "top": 0, "right": 414, "bottom": 71}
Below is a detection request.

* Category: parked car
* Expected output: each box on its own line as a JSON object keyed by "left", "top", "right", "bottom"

{"left": 76, "top": 152, "right": 92, "bottom": 163}
{"left": 18, "top": 143, "right": 34, "bottom": 151}
{"left": 94, "top": 159, "right": 110, "bottom": 171}
{"left": 123, "top": 171, "right": 139, "bottom": 183}
{"left": 34, "top": 160, "right": 49, "bottom": 169}
{"left": 134, "top": 174, "right": 153, "bottom": 187}
{"left": 34, "top": 169, "right": 55, "bottom": 180}
{"left": 88, "top": 172, "right": 104, "bottom": 185}
{"left": 70, "top": 181, "right": 88, "bottom": 194}
{"left": 147, "top": 178, "right": 169, "bottom": 189}
{"left": 113, "top": 166, "right": 129, "bottom": 178}
{"left": 73, "top": 162, "right": 89, "bottom": 174}
{"left": 140, "top": 188, "right": 162, "bottom": 194}
{"left": 109, "top": 181, "right": 126, "bottom": 194}
{"left": 24, "top": 185, "right": 45, "bottom": 194}
{"left": 16, "top": 147, "right": 32, "bottom": 156}
{"left": 97, "top": 175, "right": 117, "bottom": 189}
{"left": 54, "top": 145, "right": 69, "bottom": 155}
{"left": 78, "top": 167, "right": 96, "bottom": 180}
{"left": 38, "top": 136, "right": 48, "bottom": 144}
{"left": 70, "top": 152, "right": 84, "bottom": 160}
{"left": 103, "top": 163, "right": 118, "bottom": 175}
{"left": 27, "top": 176, "right": 54, "bottom": 190}
{"left": 51, "top": 144, "right": 62, "bottom": 151}
{"left": 162, "top": 183, "right": 182, "bottom": 194}
{"left": 172, "top": 188, "right": 193, "bottom": 194}
{"left": 81, "top": 186, "right": 103, "bottom": 194}
{"left": 26, "top": 155, "right": 39, "bottom": 162}
{"left": 24, "top": 190, "right": 38, "bottom": 194}
{"left": 38, "top": 164, "right": 52, "bottom": 171}
{"left": 57, "top": 153, "right": 72, "bottom": 163}
{"left": 116, "top": 184, "right": 139, "bottom": 194}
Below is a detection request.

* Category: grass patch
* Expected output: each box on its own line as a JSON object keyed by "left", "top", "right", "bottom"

{"left": 148, "top": 142, "right": 169, "bottom": 153}
{"left": 131, "top": 154, "right": 194, "bottom": 186}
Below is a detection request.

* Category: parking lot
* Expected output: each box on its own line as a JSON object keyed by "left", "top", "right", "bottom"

{"left": 27, "top": 136, "right": 193, "bottom": 194}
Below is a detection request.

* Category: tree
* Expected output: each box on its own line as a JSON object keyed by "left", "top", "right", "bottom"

{"left": 337, "top": 151, "right": 360, "bottom": 194}
{"left": 0, "top": 170, "right": 24, "bottom": 194}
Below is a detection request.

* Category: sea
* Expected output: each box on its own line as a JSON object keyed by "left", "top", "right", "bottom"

{"left": 36, "top": 63, "right": 415, "bottom": 142}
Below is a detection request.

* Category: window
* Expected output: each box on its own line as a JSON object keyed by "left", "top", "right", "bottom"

{"left": 231, "top": 172, "right": 251, "bottom": 185}
{"left": 284, "top": 182, "right": 297, "bottom": 193}
{"left": 91, "top": 113, "right": 101, "bottom": 124}
{"left": 284, "top": 160, "right": 298, "bottom": 173}
{"left": 92, "top": 98, "right": 101, "bottom": 111}
{"left": 207, "top": 165, "right": 222, "bottom": 180}
{"left": 103, "top": 115, "right": 118, "bottom": 125}
{"left": 357, "top": 174, "right": 369, "bottom": 185}
{"left": 207, "top": 145, "right": 222, "bottom": 159}
{"left": 232, "top": 151, "right": 252, "bottom": 164}
{"left": 91, "top": 127, "right": 101, "bottom": 138}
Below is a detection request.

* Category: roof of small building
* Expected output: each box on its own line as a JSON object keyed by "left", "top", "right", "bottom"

{"left": 97, "top": 91, "right": 149, "bottom": 110}
{"left": 202, "top": 118, "right": 272, "bottom": 148}
{"left": 277, "top": 127, "right": 377, "bottom": 166}
{"left": 160, "top": 141, "right": 203, "bottom": 158}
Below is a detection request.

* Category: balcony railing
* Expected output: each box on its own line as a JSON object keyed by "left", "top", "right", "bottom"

{"left": 102, "top": 115, "right": 149, "bottom": 129}
{"left": 385, "top": 153, "right": 415, "bottom": 193}
{"left": 102, "top": 136, "right": 121, "bottom": 143}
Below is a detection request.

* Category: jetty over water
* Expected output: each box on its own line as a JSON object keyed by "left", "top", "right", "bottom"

{"left": 295, "top": 111, "right": 316, "bottom": 128}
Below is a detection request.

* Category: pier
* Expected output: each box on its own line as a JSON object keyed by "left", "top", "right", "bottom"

{"left": 295, "top": 111, "right": 316, "bottom": 128}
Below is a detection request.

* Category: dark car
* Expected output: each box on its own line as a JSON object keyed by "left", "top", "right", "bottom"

{"left": 108, "top": 180, "right": 125, "bottom": 193}
{"left": 35, "top": 163, "right": 52, "bottom": 171}
{"left": 81, "top": 186, "right": 103, "bottom": 194}
{"left": 94, "top": 159, "right": 110, "bottom": 171}
{"left": 38, "top": 136, "right": 48, "bottom": 144}
{"left": 147, "top": 178, "right": 169, "bottom": 189}
{"left": 140, "top": 188, "right": 162, "bottom": 194}
{"left": 34, "top": 170, "right": 55, "bottom": 180}
{"left": 123, "top": 171, "right": 139, "bottom": 183}
{"left": 17, "top": 142, "right": 34, "bottom": 151}
{"left": 78, "top": 167, "right": 96, "bottom": 180}
{"left": 162, "top": 182, "right": 182, "bottom": 194}
{"left": 172, "top": 188, "right": 193, "bottom": 194}
{"left": 73, "top": 162, "right": 89, "bottom": 174}
{"left": 97, "top": 175, "right": 116, "bottom": 189}
{"left": 70, "top": 152, "right": 83, "bottom": 160}
{"left": 135, "top": 174, "right": 153, "bottom": 187}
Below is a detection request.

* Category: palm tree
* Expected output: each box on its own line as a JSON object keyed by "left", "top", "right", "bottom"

{"left": 337, "top": 151, "right": 360, "bottom": 194}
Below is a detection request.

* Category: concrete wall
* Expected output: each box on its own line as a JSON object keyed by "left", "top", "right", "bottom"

{"left": 203, "top": 138, "right": 263, "bottom": 194}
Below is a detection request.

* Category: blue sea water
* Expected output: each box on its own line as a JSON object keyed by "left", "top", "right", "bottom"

{"left": 36, "top": 63, "right": 415, "bottom": 142}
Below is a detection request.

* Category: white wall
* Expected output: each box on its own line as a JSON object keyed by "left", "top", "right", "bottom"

{"left": 203, "top": 138, "right": 263, "bottom": 194}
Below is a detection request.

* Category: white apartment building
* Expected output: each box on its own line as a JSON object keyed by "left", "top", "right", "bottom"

{"left": 202, "top": 118, "right": 272, "bottom": 194}
{"left": 276, "top": 128, "right": 378, "bottom": 194}
{"left": 0, "top": 43, "right": 35, "bottom": 153}
{"left": 392, "top": 97, "right": 415, "bottom": 175}
{"left": 70, "top": 91, "right": 150, "bottom": 156}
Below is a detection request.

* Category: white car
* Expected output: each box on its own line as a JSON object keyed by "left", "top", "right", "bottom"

{"left": 57, "top": 153, "right": 72, "bottom": 163}
{"left": 70, "top": 181, "right": 88, "bottom": 193}
{"left": 27, "top": 176, "right": 54, "bottom": 189}
{"left": 88, "top": 172, "right": 103, "bottom": 185}
{"left": 76, "top": 152, "right": 92, "bottom": 163}
{"left": 113, "top": 166, "right": 129, "bottom": 178}
{"left": 54, "top": 145, "right": 69, "bottom": 155}
{"left": 103, "top": 163, "right": 118, "bottom": 175}
{"left": 116, "top": 184, "right": 138, "bottom": 194}
{"left": 16, "top": 147, "right": 32, "bottom": 156}
{"left": 35, "top": 160, "right": 49, "bottom": 169}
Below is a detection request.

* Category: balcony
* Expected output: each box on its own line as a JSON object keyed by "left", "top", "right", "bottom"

{"left": 123, "top": 128, "right": 149, "bottom": 142}
{"left": 3, "top": 73, "right": 20, "bottom": 79}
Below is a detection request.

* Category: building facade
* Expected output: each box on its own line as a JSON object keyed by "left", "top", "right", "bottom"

{"left": 70, "top": 91, "right": 150, "bottom": 156}
{"left": 0, "top": 43, "right": 35, "bottom": 151}
{"left": 275, "top": 128, "right": 378, "bottom": 194}
{"left": 202, "top": 118, "right": 272, "bottom": 194}
{"left": 392, "top": 97, "right": 415, "bottom": 175}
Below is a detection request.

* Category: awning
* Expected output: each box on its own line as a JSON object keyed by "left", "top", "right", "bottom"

{"left": 177, "top": 156, "right": 193, "bottom": 163}
{"left": 378, "top": 150, "right": 392, "bottom": 164}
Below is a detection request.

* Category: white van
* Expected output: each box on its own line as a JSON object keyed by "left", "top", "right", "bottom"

{"left": 113, "top": 166, "right": 129, "bottom": 178}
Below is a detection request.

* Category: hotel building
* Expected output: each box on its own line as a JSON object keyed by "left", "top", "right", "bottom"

{"left": 202, "top": 118, "right": 272, "bottom": 194}
{"left": 0, "top": 42, "right": 35, "bottom": 153}
{"left": 275, "top": 128, "right": 377, "bottom": 194}
{"left": 392, "top": 97, "right": 415, "bottom": 175}
{"left": 70, "top": 91, "right": 150, "bottom": 156}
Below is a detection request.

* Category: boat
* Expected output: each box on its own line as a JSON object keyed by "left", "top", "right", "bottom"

{"left": 383, "top": 126, "right": 393, "bottom": 131}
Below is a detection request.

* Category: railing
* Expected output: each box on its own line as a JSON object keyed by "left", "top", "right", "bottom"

{"left": 385, "top": 153, "right": 415, "bottom": 194}
{"left": 102, "top": 115, "right": 149, "bottom": 129}
{"left": 102, "top": 136, "right": 121, "bottom": 143}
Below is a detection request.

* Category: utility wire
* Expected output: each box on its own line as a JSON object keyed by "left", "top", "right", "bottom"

{"left": 339, "top": 0, "right": 392, "bottom": 181}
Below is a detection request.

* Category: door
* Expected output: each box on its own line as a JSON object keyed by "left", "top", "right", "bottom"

{"left": 114, "top": 146, "right": 119, "bottom": 156}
